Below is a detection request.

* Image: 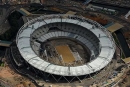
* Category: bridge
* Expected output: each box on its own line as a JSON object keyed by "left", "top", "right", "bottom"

{"left": 0, "top": 40, "right": 12, "bottom": 47}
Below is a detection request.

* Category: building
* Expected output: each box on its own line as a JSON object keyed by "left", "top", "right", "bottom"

{"left": 11, "top": 14, "right": 116, "bottom": 83}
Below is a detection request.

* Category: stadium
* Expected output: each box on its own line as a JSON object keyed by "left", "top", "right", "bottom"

{"left": 13, "top": 14, "right": 116, "bottom": 83}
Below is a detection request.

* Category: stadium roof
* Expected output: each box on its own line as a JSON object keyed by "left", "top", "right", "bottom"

{"left": 16, "top": 14, "right": 116, "bottom": 76}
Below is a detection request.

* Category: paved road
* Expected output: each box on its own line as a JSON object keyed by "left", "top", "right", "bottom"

{"left": 91, "top": 1, "right": 130, "bottom": 9}
{"left": 90, "top": 2, "right": 129, "bottom": 16}
{"left": 0, "top": 6, "right": 16, "bottom": 26}
{"left": 0, "top": 4, "right": 35, "bottom": 26}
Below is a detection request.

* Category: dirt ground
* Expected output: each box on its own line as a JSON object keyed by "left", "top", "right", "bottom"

{"left": 117, "top": 70, "right": 130, "bottom": 87}
{"left": 0, "top": 66, "right": 36, "bottom": 87}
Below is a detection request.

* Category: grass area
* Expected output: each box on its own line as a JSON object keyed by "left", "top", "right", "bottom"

{"left": 112, "top": 33, "right": 120, "bottom": 45}
{"left": 112, "top": 33, "right": 126, "bottom": 59}
{"left": 121, "top": 53, "right": 126, "bottom": 59}
{"left": 0, "top": 60, "right": 4, "bottom": 67}
{"left": 0, "top": 63, "right": 4, "bottom": 67}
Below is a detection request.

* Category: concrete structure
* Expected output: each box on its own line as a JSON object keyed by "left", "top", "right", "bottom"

{"left": 125, "top": 11, "right": 130, "bottom": 19}
{"left": 0, "top": 40, "right": 12, "bottom": 47}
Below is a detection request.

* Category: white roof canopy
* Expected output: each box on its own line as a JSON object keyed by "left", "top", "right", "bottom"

{"left": 16, "top": 14, "right": 115, "bottom": 76}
